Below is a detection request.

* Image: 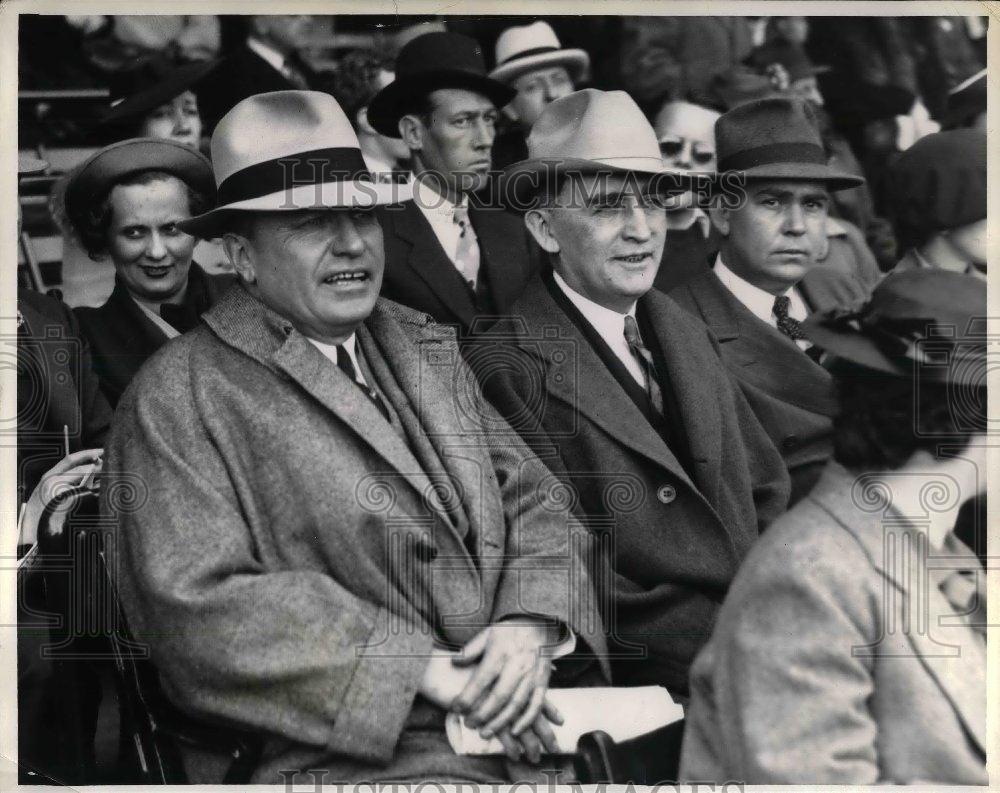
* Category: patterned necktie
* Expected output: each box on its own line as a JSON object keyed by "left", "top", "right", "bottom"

{"left": 335, "top": 345, "right": 390, "bottom": 422}
{"left": 623, "top": 315, "right": 664, "bottom": 415}
{"left": 452, "top": 206, "right": 481, "bottom": 290}
{"left": 772, "top": 294, "right": 806, "bottom": 341}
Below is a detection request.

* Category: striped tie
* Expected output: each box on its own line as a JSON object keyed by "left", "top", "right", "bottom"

{"left": 453, "top": 206, "right": 481, "bottom": 289}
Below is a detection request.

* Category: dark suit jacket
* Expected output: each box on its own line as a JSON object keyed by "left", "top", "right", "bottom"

{"left": 670, "top": 266, "right": 868, "bottom": 504}
{"left": 75, "top": 264, "right": 234, "bottom": 408}
{"left": 377, "top": 200, "right": 539, "bottom": 335}
{"left": 195, "top": 45, "right": 296, "bottom": 133}
{"left": 481, "top": 273, "right": 790, "bottom": 695}
{"left": 17, "top": 289, "right": 112, "bottom": 504}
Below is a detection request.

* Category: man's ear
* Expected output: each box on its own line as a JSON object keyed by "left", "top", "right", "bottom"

{"left": 221, "top": 231, "right": 257, "bottom": 285}
{"left": 708, "top": 205, "right": 731, "bottom": 237}
{"left": 398, "top": 114, "right": 423, "bottom": 152}
{"left": 524, "top": 208, "right": 560, "bottom": 254}
{"left": 501, "top": 103, "right": 520, "bottom": 124}
{"left": 356, "top": 106, "right": 376, "bottom": 136}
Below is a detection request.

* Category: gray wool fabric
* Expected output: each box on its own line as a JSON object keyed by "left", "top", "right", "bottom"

{"left": 103, "top": 283, "right": 608, "bottom": 783}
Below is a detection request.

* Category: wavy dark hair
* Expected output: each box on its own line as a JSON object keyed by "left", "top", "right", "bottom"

{"left": 74, "top": 170, "right": 212, "bottom": 261}
{"left": 831, "top": 358, "right": 987, "bottom": 471}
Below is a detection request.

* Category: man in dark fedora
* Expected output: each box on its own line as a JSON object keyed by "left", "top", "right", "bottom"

{"left": 670, "top": 97, "right": 870, "bottom": 505}
{"left": 104, "top": 90, "right": 607, "bottom": 783}
{"left": 483, "top": 89, "right": 790, "bottom": 698}
{"left": 367, "top": 31, "right": 540, "bottom": 335}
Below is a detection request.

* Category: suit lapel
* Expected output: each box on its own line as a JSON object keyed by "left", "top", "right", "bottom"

{"left": 470, "top": 206, "right": 526, "bottom": 314}
{"left": 640, "top": 290, "right": 722, "bottom": 499}
{"left": 394, "top": 201, "right": 478, "bottom": 327}
{"left": 810, "top": 468, "right": 987, "bottom": 754}
{"left": 512, "top": 279, "right": 699, "bottom": 492}
{"left": 684, "top": 269, "right": 837, "bottom": 416}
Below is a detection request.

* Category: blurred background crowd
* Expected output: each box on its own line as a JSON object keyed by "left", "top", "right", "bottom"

{"left": 18, "top": 13, "right": 987, "bottom": 307}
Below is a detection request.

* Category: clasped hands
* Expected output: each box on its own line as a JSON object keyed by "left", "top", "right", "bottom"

{"left": 419, "top": 618, "right": 565, "bottom": 763}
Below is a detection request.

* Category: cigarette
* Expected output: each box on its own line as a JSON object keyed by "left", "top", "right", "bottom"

{"left": 63, "top": 425, "right": 70, "bottom": 457}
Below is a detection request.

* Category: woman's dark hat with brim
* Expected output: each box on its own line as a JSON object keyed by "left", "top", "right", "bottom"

{"left": 715, "top": 96, "right": 864, "bottom": 191}
{"left": 18, "top": 154, "right": 48, "bottom": 176}
{"left": 367, "top": 32, "right": 516, "bottom": 139}
{"left": 65, "top": 138, "right": 215, "bottom": 233}
{"left": 802, "top": 270, "right": 986, "bottom": 384}
{"left": 943, "top": 68, "right": 986, "bottom": 129}
{"left": 102, "top": 56, "right": 219, "bottom": 124}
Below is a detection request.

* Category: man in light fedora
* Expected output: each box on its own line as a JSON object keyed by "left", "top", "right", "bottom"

{"left": 483, "top": 89, "right": 790, "bottom": 699}
{"left": 670, "top": 97, "right": 870, "bottom": 504}
{"left": 367, "top": 31, "right": 540, "bottom": 335}
{"left": 103, "top": 90, "right": 607, "bottom": 783}
{"left": 488, "top": 21, "right": 589, "bottom": 169}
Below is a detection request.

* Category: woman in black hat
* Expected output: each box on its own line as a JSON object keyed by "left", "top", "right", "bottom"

{"left": 65, "top": 138, "right": 233, "bottom": 408}
{"left": 680, "top": 269, "right": 988, "bottom": 784}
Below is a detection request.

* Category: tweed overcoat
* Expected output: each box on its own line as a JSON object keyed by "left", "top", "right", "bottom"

{"left": 681, "top": 462, "right": 987, "bottom": 784}
{"left": 670, "top": 265, "right": 869, "bottom": 503}
{"left": 104, "top": 284, "right": 607, "bottom": 783}
{"left": 480, "top": 274, "right": 790, "bottom": 695}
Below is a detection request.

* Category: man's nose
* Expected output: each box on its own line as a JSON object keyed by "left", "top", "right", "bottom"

{"left": 782, "top": 203, "right": 807, "bottom": 235}
{"left": 675, "top": 141, "right": 694, "bottom": 170}
{"left": 172, "top": 107, "right": 190, "bottom": 133}
{"left": 471, "top": 118, "right": 495, "bottom": 149}
{"left": 331, "top": 213, "right": 366, "bottom": 256}
{"left": 622, "top": 202, "right": 653, "bottom": 241}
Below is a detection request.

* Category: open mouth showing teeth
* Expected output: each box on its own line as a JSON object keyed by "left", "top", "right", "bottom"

{"left": 323, "top": 272, "right": 369, "bottom": 284}
{"left": 617, "top": 254, "right": 649, "bottom": 264}
{"left": 141, "top": 265, "right": 172, "bottom": 276}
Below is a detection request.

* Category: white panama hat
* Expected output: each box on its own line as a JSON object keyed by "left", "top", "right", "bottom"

{"left": 489, "top": 22, "right": 590, "bottom": 86}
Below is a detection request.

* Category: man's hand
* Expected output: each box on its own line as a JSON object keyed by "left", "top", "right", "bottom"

{"left": 418, "top": 646, "right": 475, "bottom": 710}
{"left": 451, "top": 620, "right": 561, "bottom": 741}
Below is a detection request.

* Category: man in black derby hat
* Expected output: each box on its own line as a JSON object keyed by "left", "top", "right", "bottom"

{"left": 670, "top": 97, "right": 871, "bottom": 505}
{"left": 368, "top": 31, "right": 541, "bottom": 335}
{"left": 483, "top": 89, "right": 790, "bottom": 699}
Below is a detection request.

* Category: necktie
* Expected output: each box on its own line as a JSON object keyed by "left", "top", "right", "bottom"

{"left": 623, "top": 315, "right": 664, "bottom": 415}
{"left": 772, "top": 294, "right": 806, "bottom": 341}
{"left": 281, "top": 51, "right": 311, "bottom": 89}
{"left": 936, "top": 533, "right": 987, "bottom": 641}
{"left": 452, "top": 206, "right": 481, "bottom": 290}
{"left": 335, "top": 345, "right": 390, "bottom": 423}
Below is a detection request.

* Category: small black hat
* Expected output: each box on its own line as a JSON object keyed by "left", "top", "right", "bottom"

{"left": 367, "top": 32, "right": 516, "bottom": 138}
{"left": 803, "top": 270, "right": 986, "bottom": 385}
{"left": 103, "top": 56, "right": 219, "bottom": 124}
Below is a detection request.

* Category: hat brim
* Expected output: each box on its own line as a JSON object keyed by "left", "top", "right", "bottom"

{"left": 102, "top": 59, "right": 220, "bottom": 124}
{"left": 736, "top": 162, "right": 865, "bottom": 191}
{"left": 801, "top": 317, "right": 909, "bottom": 376}
{"left": 65, "top": 138, "right": 215, "bottom": 227}
{"left": 489, "top": 49, "right": 590, "bottom": 86}
{"left": 176, "top": 179, "right": 413, "bottom": 239}
{"left": 500, "top": 156, "right": 695, "bottom": 211}
{"left": 368, "top": 70, "right": 517, "bottom": 138}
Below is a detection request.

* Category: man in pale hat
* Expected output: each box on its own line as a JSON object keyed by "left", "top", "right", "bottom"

{"left": 367, "top": 31, "right": 540, "bottom": 335}
{"left": 104, "top": 90, "right": 607, "bottom": 783}
{"left": 488, "top": 21, "right": 590, "bottom": 168}
{"left": 483, "top": 89, "right": 790, "bottom": 699}
{"left": 670, "top": 96, "right": 871, "bottom": 504}
{"left": 681, "top": 270, "right": 988, "bottom": 784}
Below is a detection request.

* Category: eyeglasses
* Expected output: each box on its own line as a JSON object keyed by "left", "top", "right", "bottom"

{"left": 659, "top": 137, "right": 715, "bottom": 164}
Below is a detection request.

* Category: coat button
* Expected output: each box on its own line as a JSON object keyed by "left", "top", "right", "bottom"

{"left": 414, "top": 543, "right": 438, "bottom": 563}
{"left": 657, "top": 485, "right": 677, "bottom": 504}
{"left": 781, "top": 435, "right": 799, "bottom": 451}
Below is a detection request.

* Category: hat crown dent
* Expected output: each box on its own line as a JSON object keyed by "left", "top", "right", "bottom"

{"left": 715, "top": 96, "right": 822, "bottom": 158}
{"left": 527, "top": 89, "right": 661, "bottom": 165}
{"left": 210, "top": 91, "right": 362, "bottom": 187}
{"left": 396, "top": 31, "right": 486, "bottom": 77}
{"left": 495, "top": 21, "right": 562, "bottom": 63}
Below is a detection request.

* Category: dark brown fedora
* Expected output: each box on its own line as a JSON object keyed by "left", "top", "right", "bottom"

{"left": 367, "top": 32, "right": 515, "bottom": 139}
{"left": 715, "top": 96, "right": 864, "bottom": 190}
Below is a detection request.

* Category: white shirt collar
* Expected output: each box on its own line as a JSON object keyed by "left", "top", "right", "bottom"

{"left": 551, "top": 270, "right": 646, "bottom": 387}
{"left": 247, "top": 36, "right": 288, "bottom": 74}
{"left": 714, "top": 254, "right": 810, "bottom": 348}
{"left": 304, "top": 333, "right": 368, "bottom": 387}
{"left": 129, "top": 293, "right": 181, "bottom": 339}
{"left": 410, "top": 174, "right": 472, "bottom": 269}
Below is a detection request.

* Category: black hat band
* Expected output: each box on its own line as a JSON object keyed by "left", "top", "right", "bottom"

{"left": 719, "top": 142, "right": 826, "bottom": 173}
{"left": 217, "top": 147, "right": 372, "bottom": 206}
{"left": 497, "top": 45, "right": 561, "bottom": 67}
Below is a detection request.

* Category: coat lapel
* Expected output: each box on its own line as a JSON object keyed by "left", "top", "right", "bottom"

{"left": 470, "top": 206, "right": 528, "bottom": 314}
{"left": 393, "top": 201, "right": 477, "bottom": 327}
{"left": 511, "top": 278, "right": 699, "bottom": 493}
{"left": 681, "top": 269, "right": 837, "bottom": 416}
{"left": 809, "top": 466, "right": 987, "bottom": 754}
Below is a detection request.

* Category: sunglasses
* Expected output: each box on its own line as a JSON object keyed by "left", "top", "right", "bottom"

{"left": 659, "top": 137, "right": 715, "bottom": 164}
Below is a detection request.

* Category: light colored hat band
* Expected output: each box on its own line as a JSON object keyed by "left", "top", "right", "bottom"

{"left": 216, "top": 147, "right": 371, "bottom": 207}
{"left": 718, "top": 141, "right": 825, "bottom": 173}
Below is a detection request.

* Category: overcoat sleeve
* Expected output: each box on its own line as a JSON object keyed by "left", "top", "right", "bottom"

{"left": 680, "top": 528, "right": 880, "bottom": 783}
{"left": 104, "top": 352, "right": 434, "bottom": 766}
